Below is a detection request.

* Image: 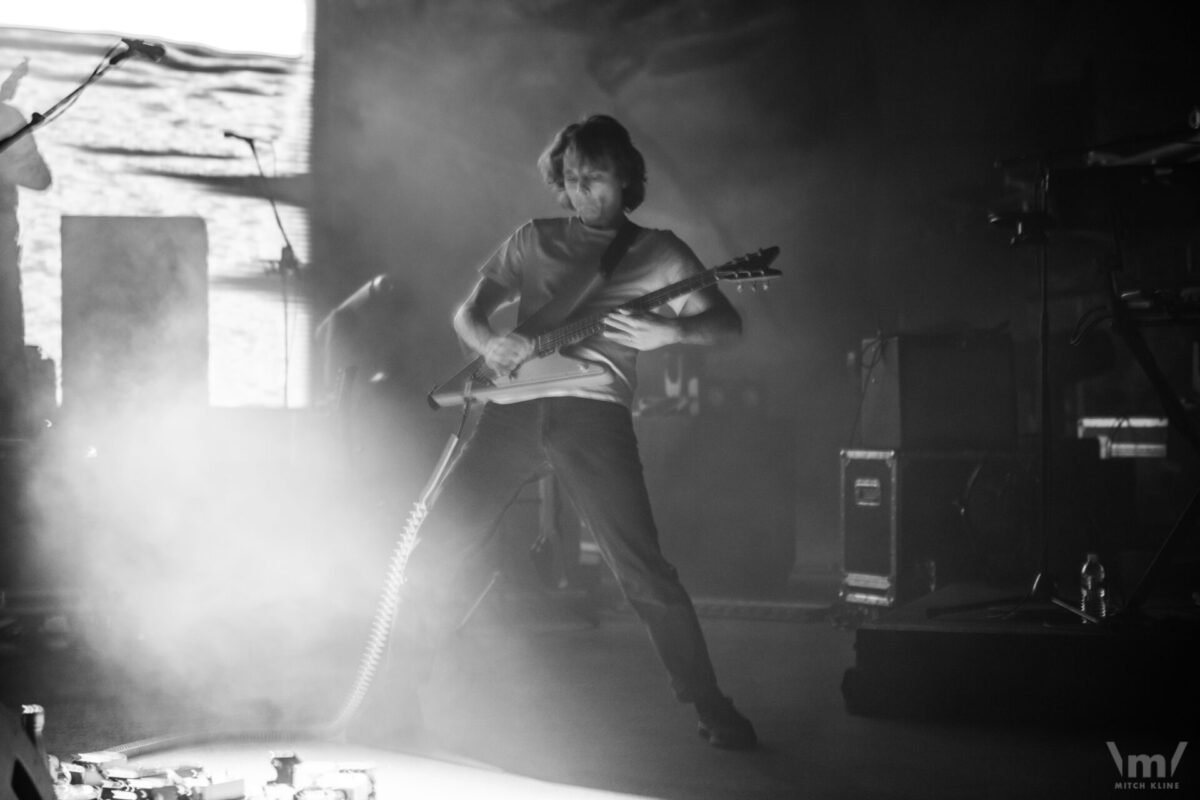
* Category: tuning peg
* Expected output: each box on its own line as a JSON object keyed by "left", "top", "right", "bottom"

{"left": 737, "top": 284, "right": 744, "bottom": 293}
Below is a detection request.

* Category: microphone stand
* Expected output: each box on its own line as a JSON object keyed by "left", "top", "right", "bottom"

{"left": 0, "top": 42, "right": 145, "bottom": 156}
{"left": 928, "top": 161, "right": 1096, "bottom": 624}
{"left": 1002, "top": 170, "right": 1093, "bottom": 623}
{"left": 227, "top": 135, "right": 302, "bottom": 408}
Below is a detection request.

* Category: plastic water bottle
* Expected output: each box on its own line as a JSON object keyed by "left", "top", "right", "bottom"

{"left": 1079, "top": 552, "right": 1107, "bottom": 619}
{"left": 20, "top": 704, "right": 49, "bottom": 770}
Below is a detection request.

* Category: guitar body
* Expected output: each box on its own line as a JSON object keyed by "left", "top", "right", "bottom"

{"left": 428, "top": 350, "right": 608, "bottom": 407}
{"left": 428, "top": 246, "right": 781, "bottom": 409}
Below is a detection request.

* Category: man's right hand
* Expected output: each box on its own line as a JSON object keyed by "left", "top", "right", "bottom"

{"left": 481, "top": 333, "right": 534, "bottom": 377}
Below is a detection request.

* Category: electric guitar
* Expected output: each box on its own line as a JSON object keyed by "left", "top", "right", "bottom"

{"left": 427, "top": 246, "right": 781, "bottom": 408}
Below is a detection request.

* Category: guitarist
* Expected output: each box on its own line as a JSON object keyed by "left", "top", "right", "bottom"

{"left": 394, "top": 114, "right": 755, "bottom": 749}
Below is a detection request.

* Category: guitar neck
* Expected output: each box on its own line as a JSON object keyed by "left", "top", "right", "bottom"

{"left": 533, "top": 269, "right": 720, "bottom": 356}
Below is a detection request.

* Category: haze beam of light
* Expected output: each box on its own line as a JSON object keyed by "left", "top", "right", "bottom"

{"left": 29, "top": 396, "right": 404, "bottom": 732}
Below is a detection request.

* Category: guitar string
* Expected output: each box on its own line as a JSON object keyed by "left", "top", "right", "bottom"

{"left": 469, "top": 275, "right": 713, "bottom": 381}
{"left": 468, "top": 251, "right": 771, "bottom": 382}
{"left": 535, "top": 271, "right": 720, "bottom": 353}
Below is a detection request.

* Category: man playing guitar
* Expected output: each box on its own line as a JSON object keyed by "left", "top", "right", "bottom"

{"left": 393, "top": 114, "right": 757, "bottom": 749}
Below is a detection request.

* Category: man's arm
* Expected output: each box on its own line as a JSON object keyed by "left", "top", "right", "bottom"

{"left": 452, "top": 276, "right": 533, "bottom": 375}
{"left": 602, "top": 285, "right": 742, "bottom": 351}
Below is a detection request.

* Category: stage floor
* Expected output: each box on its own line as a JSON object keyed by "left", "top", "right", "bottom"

{"left": 3, "top": 578, "right": 1197, "bottom": 799}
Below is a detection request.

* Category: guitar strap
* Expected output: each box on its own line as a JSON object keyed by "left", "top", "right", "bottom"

{"left": 600, "top": 216, "right": 642, "bottom": 279}
{"left": 513, "top": 216, "right": 641, "bottom": 334}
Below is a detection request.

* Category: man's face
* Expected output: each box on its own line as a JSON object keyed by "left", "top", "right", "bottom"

{"left": 562, "top": 146, "right": 625, "bottom": 228}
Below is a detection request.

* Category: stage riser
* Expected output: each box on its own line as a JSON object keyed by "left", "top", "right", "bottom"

{"left": 843, "top": 624, "right": 1200, "bottom": 723}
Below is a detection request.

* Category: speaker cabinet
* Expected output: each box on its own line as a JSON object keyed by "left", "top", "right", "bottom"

{"left": 61, "top": 216, "right": 208, "bottom": 419}
{"left": 635, "top": 414, "right": 796, "bottom": 596}
{"left": 859, "top": 333, "right": 1017, "bottom": 450}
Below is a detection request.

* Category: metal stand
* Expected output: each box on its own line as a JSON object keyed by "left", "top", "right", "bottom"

{"left": 931, "top": 127, "right": 1200, "bottom": 621}
{"left": 454, "top": 475, "right": 605, "bottom": 632}
{"left": 929, "top": 168, "right": 1093, "bottom": 623}
{"left": 1103, "top": 277, "right": 1200, "bottom": 615}
{"left": 224, "top": 134, "right": 303, "bottom": 407}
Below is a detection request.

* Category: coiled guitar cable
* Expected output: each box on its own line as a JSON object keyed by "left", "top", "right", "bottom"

{"left": 105, "top": 401, "right": 474, "bottom": 759}
{"left": 324, "top": 423, "right": 465, "bottom": 732}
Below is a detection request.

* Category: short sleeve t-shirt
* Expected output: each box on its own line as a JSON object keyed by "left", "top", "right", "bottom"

{"left": 479, "top": 216, "right": 707, "bottom": 407}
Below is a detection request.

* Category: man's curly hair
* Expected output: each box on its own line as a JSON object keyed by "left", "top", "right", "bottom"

{"left": 537, "top": 114, "right": 647, "bottom": 212}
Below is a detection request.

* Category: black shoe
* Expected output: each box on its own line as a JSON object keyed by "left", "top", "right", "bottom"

{"left": 695, "top": 694, "right": 758, "bottom": 750}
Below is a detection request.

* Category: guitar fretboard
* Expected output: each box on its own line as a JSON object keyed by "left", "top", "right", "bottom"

{"left": 533, "top": 269, "right": 720, "bottom": 356}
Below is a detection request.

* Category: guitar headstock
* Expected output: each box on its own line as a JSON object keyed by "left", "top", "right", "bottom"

{"left": 713, "top": 246, "right": 781, "bottom": 291}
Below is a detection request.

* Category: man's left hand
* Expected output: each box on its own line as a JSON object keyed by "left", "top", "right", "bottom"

{"left": 602, "top": 309, "right": 678, "bottom": 351}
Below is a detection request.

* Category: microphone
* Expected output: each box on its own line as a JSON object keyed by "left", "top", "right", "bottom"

{"left": 223, "top": 130, "right": 258, "bottom": 145}
{"left": 118, "top": 38, "right": 166, "bottom": 63}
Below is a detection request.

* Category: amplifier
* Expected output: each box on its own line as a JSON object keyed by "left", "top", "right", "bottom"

{"left": 858, "top": 332, "right": 1017, "bottom": 451}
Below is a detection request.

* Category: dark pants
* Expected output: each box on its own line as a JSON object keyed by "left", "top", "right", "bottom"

{"left": 401, "top": 397, "right": 721, "bottom": 704}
